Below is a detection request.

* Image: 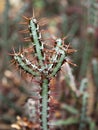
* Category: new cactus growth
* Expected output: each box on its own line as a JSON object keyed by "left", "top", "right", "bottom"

{"left": 11, "top": 14, "right": 76, "bottom": 130}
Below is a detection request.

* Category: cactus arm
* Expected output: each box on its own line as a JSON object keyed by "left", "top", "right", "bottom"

{"left": 49, "top": 54, "right": 65, "bottom": 78}
{"left": 29, "top": 19, "right": 44, "bottom": 65}
{"left": 49, "top": 39, "right": 66, "bottom": 77}
{"left": 48, "top": 38, "right": 63, "bottom": 71}
{"left": 14, "top": 55, "right": 40, "bottom": 76}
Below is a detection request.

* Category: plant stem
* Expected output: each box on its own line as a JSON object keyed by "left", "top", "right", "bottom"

{"left": 41, "top": 78, "right": 49, "bottom": 130}
{"left": 79, "top": 78, "right": 88, "bottom": 130}
{"left": 79, "top": 36, "right": 95, "bottom": 80}
{"left": 30, "top": 19, "right": 43, "bottom": 65}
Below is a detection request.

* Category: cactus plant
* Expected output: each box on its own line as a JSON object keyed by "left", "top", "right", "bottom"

{"left": 10, "top": 14, "right": 76, "bottom": 130}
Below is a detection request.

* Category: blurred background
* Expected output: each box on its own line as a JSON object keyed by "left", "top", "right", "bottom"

{"left": 0, "top": 0, "right": 98, "bottom": 130}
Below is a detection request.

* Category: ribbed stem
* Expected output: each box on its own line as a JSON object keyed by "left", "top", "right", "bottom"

{"left": 41, "top": 78, "right": 49, "bottom": 130}
{"left": 30, "top": 19, "right": 43, "bottom": 65}
{"left": 49, "top": 39, "right": 66, "bottom": 78}
{"left": 14, "top": 55, "right": 40, "bottom": 76}
{"left": 50, "top": 54, "right": 65, "bottom": 77}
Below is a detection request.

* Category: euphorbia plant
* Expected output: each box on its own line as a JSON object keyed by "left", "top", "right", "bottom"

{"left": 11, "top": 14, "right": 76, "bottom": 130}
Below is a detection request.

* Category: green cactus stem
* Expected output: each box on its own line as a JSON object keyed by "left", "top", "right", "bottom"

{"left": 41, "top": 78, "right": 49, "bottom": 130}
{"left": 14, "top": 54, "right": 40, "bottom": 76}
{"left": 29, "top": 18, "right": 44, "bottom": 65}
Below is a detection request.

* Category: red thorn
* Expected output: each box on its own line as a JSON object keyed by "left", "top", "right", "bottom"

{"left": 67, "top": 49, "right": 77, "bottom": 54}
{"left": 18, "top": 46, "right": 22, "bottom": 53}
{"left": 31, "top": 79, "right": 41, "bottom": 84}
{"left": 67, "top": 60, "right": 77, "bottom": 67}
{"left": 22, "top": 15, "right": 30, "bottom": 21}
{"left": 19, "top": 29, "right": 29, "bottom": 33}
{"left": 10, "top": 59, "right": 15, "bottom": 63}
{"left": 45, "top": 38, "right": 55, "bottom": 42}
{"left": 49, "top": 96, "right": 59, "bottom": 105}
{"left": 24, "top": 37, "right": 31, "bottom": 40}
{"left": 23, "top": 39, "right": 31, "bottom": 42}
{"left": 9, "top": 61, "right": 16, "bottom": 67}
{"left": 40, "top": 29, "right": 49, "bottom": 33}
{"left": 32, "top": 8, "right": 35, "bottom": 18}
{"left": 12, "top": 66, "right": 19, "bottom": 73}
{"left": 23, "top": 37, "right": 31, "bottom": 42}
{"left": 11, "top": 47, "right": 16, "bottom": 55}
{"left": 38, "top": 18, "right": 49, "bottom": 26}
{"left": 8, "top": 46, "right": 16, "bottom": 56}
{"left": 66, "top": 43, "right": 70, "bottom": 50}
{"left": 18, "top": 22, "right": 28, "bottom": 25}
{"left": 62, "top": 35, "right": 69, "bottom": 41}
{"left": 8, "top": 52, "right": 15, "bottom": 56}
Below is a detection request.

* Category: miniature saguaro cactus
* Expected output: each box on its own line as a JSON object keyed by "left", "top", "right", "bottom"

{"left": 11, "top": 14, "right": 76, "bottom": 130}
